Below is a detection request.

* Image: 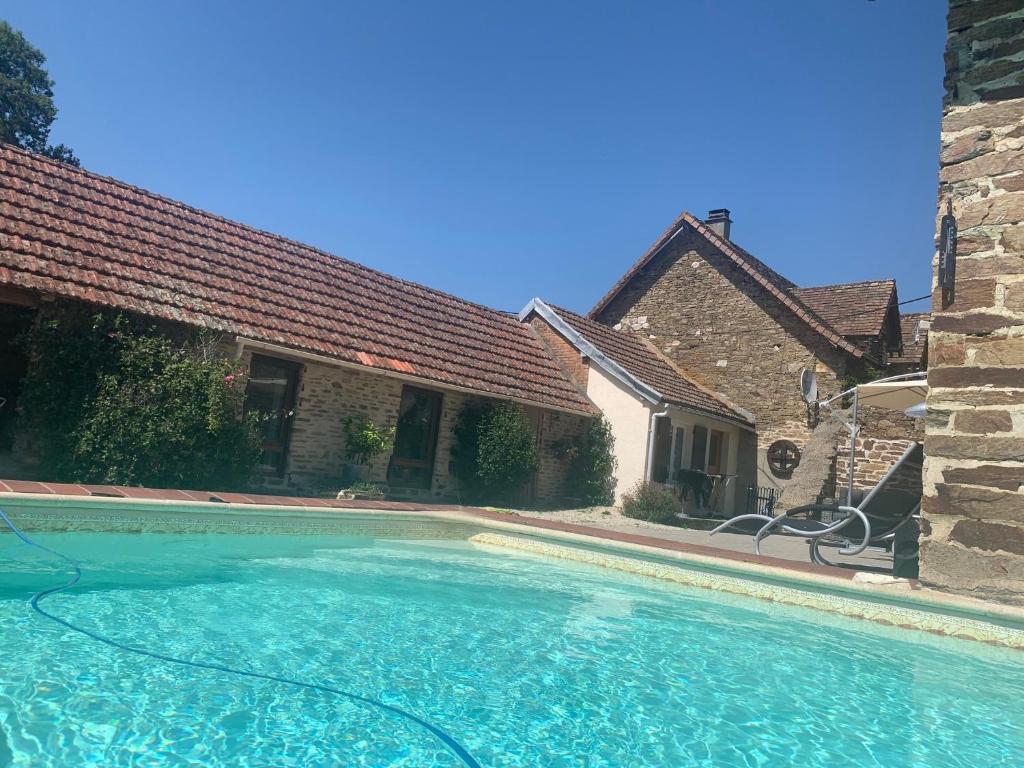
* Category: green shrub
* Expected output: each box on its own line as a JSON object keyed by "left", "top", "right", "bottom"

{"left": 17, "top": 305, "right": 261, "bottom": 489}
{"left": 620, "top": 480, "right": 680, "bottom": 524}
{"left": 452, "top": 400, "right": 538, "bottom": 504}
{"left": 556, "top": 416, "right": 617, "bottom": 506}
{"left": 342, "top": 416, "right": 395, "bottom": 463}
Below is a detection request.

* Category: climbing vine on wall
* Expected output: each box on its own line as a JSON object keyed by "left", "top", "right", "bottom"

{"left": 17, "top": 303, "right": 262, "bottom": 489}
{"left": 451, "top": 399, "right": 539, "bottom": 505}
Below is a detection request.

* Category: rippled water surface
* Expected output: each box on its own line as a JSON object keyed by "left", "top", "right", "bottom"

{"left": 2, "top": 528, "right": 1024, "bottom": 767}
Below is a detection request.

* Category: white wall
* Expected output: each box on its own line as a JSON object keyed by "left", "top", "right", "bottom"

{"left": 584, "top": 365, "right": 654, "bottom": 504}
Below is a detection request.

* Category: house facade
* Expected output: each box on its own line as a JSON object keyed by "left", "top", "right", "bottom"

{"left": 521, "top": 298, "right": 754, "bottom": 509}
{"left": 588, "top": 209, "right": 927, "bottom": 505}
{"left": 0, "top": 145, "right": 593, "bottom": 504}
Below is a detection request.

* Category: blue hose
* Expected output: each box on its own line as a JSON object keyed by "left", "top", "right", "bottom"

{"left": 0, "top": 507, "right": 481, "bottom": 768}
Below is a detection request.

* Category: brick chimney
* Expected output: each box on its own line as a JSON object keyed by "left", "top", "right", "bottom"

{"left": 705, "top": 208, "right": 732, "bottom": 240}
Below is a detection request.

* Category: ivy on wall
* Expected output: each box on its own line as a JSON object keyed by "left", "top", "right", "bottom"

{"left": 17, "top": 304, "right": 261, "bottom": 489}
{"left": 553, "top": 415, "right": 617, "bottom": 506}
{"left": 451, "top": 399, "right": 538, "bottom": 505}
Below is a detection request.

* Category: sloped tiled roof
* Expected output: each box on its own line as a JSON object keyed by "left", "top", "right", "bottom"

{"left": 545, "top": 304, "right": 752, "bottom": 425}
{"left": 890, "top": 312, "right": 930, "bottom": 366}
{"left": 588, "top": 210, "right": 869, "bottom": 361}
{"left": 791, "top": 279, "right": 897, "bottom": 338}
{"left": 0, "top": 145, "right": 595, "bottom": 415}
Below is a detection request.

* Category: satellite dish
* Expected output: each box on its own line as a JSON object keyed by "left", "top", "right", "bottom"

{"left": 799, "top": 368, "right": 818, "bottom": 404}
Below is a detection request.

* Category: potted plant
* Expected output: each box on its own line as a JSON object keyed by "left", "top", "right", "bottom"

{"left": 341, "top": 416, "right": 395, "bottom": 486}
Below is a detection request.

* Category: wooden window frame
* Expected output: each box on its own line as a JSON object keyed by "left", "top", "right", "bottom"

{"left": 387, "top": 385, "right": 443, "bottom": 490}
{"left": 245, "top": 353, "right": 301, "bottom": 478}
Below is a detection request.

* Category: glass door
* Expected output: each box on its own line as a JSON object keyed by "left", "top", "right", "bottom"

{"left": 244, "top": 354, "right": 301, "bottom": 476}
{"left": 387, "top": 385, "right": 443, "bottom": 489}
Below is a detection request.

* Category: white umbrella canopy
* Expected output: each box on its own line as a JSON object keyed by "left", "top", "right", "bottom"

{"left": 856, "top": 379, "right": 928, "bottom": 413}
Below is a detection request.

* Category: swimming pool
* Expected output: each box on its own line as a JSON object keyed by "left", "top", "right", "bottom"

{"left": 2, "top": 510, "right": 1023, "bottom": 766}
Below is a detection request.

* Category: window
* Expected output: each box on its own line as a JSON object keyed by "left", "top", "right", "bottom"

{"left": 690, "top": 425, "right": 708, "bottom": 471}
{"left": 707, "top": 429, "right": 728, "bottom": 475}
{"left": 650, "top": 416, "right": 673, "bottom": 483}
{"left": 671, "top": 426, "right": 686, "bottom": 480}
{"left": 244, "top": 354, "right": 301, "bottom": 476}
{"left": 691, "top": 426, "right": 728, "bottom": 475}
{"left": 387, "top": 386, "right": 443, "bottom": 489}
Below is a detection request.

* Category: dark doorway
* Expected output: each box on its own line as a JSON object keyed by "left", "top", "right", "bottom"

{"left": 650, "top": 416, "right": 673, "bottom": 483}
{"left": 244, "top": 354, "right": 301, "bottom": 477}
{"left": 691, "top": 425, "right": 708, "bottom": 471}
{"left": 0, "top": 305, "right": 33, "bottom": 455}
{"left": 388, "top": 385, "right": 442, "bottom": 490}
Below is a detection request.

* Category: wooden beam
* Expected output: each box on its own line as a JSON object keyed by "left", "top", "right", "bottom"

{"left": 0, "top": 284, "right": 39, "bottom": 308}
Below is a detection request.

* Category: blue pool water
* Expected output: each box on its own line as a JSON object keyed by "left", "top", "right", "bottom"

{"left": 2, "top": 524, "right": 1023, "bottom": 767}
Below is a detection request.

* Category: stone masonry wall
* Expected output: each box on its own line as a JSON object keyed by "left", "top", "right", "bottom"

{"left": 921, "top": 0, "right": 1024, "bottom": 604}
{"left": 240, "top": 349, "right": 584, "bottom": 506}
{"left": 595, "top": 228, "right": 857, "bottom": 499}
{"left": 835, "top": 406, "right": 924, "bottom": 492}
{"left": 534, "top": 408, "right": 591, "bottom": 505}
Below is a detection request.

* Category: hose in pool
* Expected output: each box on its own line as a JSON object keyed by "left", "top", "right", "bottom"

{"left": 0, "top": 508, "right": 481, "bottom": 768}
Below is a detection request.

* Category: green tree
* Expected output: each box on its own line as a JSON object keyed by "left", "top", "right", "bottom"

{"left": 561, "top": 416, "right": 617, "bottom": 506}
{"left": 0, "top": 21, "right": 79, "bottom": 165}
{"left": 452, "top": 400, "right": 539, "bottom": 505}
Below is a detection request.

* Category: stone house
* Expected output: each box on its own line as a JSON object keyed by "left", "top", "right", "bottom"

{"left": 587, "top": 208, "right": 927, "bottom": 504}
{"left": 520, "top": 298, "right": 755, "bottom": 508}
{"left": 0, "top": 144, "right": 595, "bottom": 504}
{"left": 921, "top": 0, "right": 1024, "bottom": 604}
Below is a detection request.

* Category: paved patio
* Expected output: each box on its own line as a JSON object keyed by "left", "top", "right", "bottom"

{"left": 507, "top": 507, "right": 894, "bottom": 571}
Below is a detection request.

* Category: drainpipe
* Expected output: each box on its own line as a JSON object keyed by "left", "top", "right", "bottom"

{"left": 645, "top": 408, "right": 670, "bottom": 481}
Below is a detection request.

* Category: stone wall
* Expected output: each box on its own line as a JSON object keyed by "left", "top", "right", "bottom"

{"left": 595, "top": 228, "right": 855, "bottom": 499}
{"left": 921, "top": 0, "right": 1024, "bottom": 604}
{"left": 835, "top": 406, "right": 924, "bottom": 493}
{"left": 241, "top": 348, "right": 584, "bottom": 507}
{"left": 534, "top": 408, "right": 591, "bottom": 505}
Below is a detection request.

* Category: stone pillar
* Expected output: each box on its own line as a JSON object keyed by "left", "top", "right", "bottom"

{"left": 920, "top": 0, "right": 1024, "bottom": 603}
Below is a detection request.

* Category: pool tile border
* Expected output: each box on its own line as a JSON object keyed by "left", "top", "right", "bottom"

{"left": 3, "top": 483, "right": 1024, "bottom": 644}
{"left": 468, "top": 533, "right": 1024, "bottom": 650}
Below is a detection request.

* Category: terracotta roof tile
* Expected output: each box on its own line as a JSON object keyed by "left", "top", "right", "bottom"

{"left": 791, "top": 279, "right": 898, "bottom": 338}
{"left": 0, "top": 146, "right": 595, "bottom": 415}
{"left": 549, "top": 305, "right": 752, "bottom": 425}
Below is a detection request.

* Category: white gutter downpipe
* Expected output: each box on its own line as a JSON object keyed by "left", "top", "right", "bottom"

{"left": 645, "top": 408, "right": 671, "bottom": 481}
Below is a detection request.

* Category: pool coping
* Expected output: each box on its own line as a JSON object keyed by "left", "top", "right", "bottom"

{"left": 3, "top": 487, "right": 1024, "bottom": 646}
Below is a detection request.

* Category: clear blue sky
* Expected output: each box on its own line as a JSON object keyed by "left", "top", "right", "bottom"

{"left": 5, "top": 1, "right": 945, "bottom": 314}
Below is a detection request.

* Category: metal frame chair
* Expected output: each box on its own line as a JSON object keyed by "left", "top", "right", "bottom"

{"left": 710, "top": 442, "right": 923, "bottom": 568}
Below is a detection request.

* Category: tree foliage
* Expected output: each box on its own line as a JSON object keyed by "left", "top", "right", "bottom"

{"left": 0, "top": 21, "right": 79, "bottom": 165}
{"left": 342, "top": 415, "right": 395, "bottom": 464}
{"left": 452, "top": 400, "right": 539, "bottom": 505}
{"left": 17, "top": 305, "right": 261, "bottom": 489}
{"left": 555, "top": 416, "right": 617, "bottom": 506}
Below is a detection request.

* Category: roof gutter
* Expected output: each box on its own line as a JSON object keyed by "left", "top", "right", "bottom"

{"left": 518, "top": 298, "right": 663, "bottom": 405}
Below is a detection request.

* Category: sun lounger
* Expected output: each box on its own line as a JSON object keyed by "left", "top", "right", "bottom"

{"left": 710, "top": 442, "right": 923, "bottom": 576}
